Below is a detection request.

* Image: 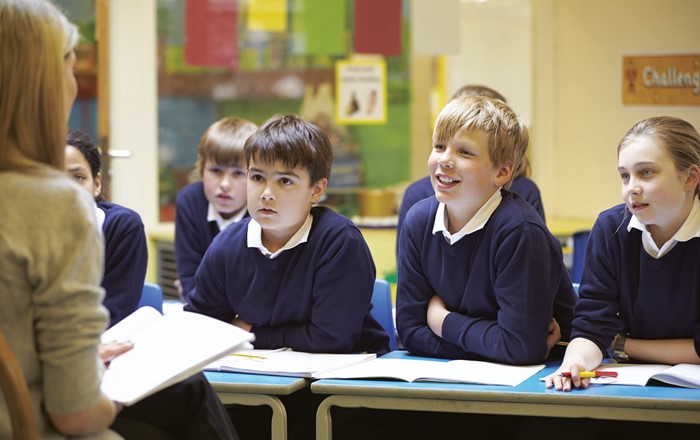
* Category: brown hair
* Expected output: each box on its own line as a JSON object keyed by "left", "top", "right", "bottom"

{"left": 244, "top": 114, "right": 333, "bottom": 185}
{"left": 195, "top": 117, "right": 258, "bottom": 177}
{"left": 618, "top": 116, "right": 700, "bottom": 196}
{"left": 450, "top": 84, "right": 507, "bottom": 103}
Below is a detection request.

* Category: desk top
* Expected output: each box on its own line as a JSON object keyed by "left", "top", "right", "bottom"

{"left": 311, "top": 351, "right": 700, "bottom": 412}
{"left": 204, "top": 371, "right": 309, "bottom": 396}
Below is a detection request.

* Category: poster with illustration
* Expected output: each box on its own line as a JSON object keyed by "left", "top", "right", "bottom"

{"left": 335, "top": 58, "right": 387, "bottom": 124}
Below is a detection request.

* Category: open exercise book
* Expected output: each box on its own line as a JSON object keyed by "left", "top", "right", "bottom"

{"left": 205, "top": 349, "right": 376, "bottom": 378}
{"left": 100, "top": 307, "right": 254, "bottom": 405}
{"left": 313, "top": 357, "right": 546, "bottom": 387}
{"left": 581, "top": 363, "right": 700, "bottom": 388}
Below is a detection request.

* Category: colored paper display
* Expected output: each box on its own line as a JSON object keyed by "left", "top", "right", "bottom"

{"left": 410, "top": 0, "right": 460, "bottom": 55}
{"left": 247, "top": 0, "right": 287, "bottom": 32}
{"left": 184, "top": 0, "right": 238, "bottom": 68}
{"left": 354, "top": 0, "right": 401, "bottom": 56}
{"left": 292, "top": 0, "right": 346, "bottom": 56}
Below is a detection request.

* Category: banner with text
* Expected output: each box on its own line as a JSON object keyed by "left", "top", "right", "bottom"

{"left": 623, "top": 54, "right": 700, "bottom": 106}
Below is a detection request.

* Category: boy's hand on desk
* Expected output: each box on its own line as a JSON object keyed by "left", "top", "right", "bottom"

{"left": 98, "top": 341, "right": 134, "bottom": 367}
{"left": 232, "top": 316, "right": 252, "bottom": 332}
{"left": 427, "top": 295, "right": 450, "bottom": 337}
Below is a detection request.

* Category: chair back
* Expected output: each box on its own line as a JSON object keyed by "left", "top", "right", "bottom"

{"left": 371, "top": 279, "right": 398, "bottom": 351}
{"left": 570, "top": 230, "right": 590, "bottom": 284}
{"left": 0, "top": 331, "right": 37, "bottom": 440}
{"left": 138, "top": 282, "right": 164, "bottom": 314}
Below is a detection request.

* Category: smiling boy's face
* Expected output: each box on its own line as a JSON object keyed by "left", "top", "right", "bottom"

{"left": 429, "top": 129, "right": 510, "bottom": 227}
{"left": 246, "top": 157, "right": 326, "bottom": 250}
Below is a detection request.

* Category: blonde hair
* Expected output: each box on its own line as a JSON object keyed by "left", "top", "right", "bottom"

{"left": 194, "top": 116, "right": 258, "bottom": 178}
{"left": 433, "top": 95, "right": 529, "bottom": 188}
{"left": 618, "top": 116, "right": 700, "bottom": 197}
{"left": 0, "top": 0, "right": 78, "bottom": 173}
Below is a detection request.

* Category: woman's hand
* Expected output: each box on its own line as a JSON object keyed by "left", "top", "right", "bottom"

{"left": 98, "top": 340, "right": 134, "bottom": 367}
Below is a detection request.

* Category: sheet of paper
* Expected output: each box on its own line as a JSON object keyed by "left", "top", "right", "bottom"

{"left": 315, "top": 358, "right": 545, "bottom": 387}
{"left": 205, "top": 349, "right": 376, "bottom": 378}
{"left": 101, "top": 310, "right": 254, "bottom": 405}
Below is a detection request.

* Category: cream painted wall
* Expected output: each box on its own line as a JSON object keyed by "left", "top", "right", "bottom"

{"left": 533, "top": 0, "right": 700, "bottom": 221}
{"left": 447, "top": 0, "right": 532, "bottom": 121}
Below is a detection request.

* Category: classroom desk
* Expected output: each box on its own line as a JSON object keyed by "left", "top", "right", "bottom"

{"left": 204, "top": 371, "right": 309, "bottom": 440}
{"left": 311, "top": 351, "right": 700, "bottom": 440}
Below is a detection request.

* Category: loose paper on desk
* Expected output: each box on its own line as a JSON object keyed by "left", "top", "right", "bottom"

{"left": 581, "top": 363, "right": 700, "bottom": 388}
{"left": 205, "top": 349, "right": 376, "bottom": 378}
{"left": 314, "top": 357, "right": 545, "bottom": 386}
{"left": 101, "top": 307, "right": 254, "bottom": 405}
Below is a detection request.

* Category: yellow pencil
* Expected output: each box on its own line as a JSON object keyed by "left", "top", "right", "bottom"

{"left": 229, "top": 353, "right": 266, "bottom": 360}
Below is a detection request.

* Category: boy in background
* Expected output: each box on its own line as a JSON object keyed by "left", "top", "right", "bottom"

{"left": 184, "top": 114, "right": 389, "bottom": 439}
{"left": 175, "top": 117, "right": 257, "bottom": 301}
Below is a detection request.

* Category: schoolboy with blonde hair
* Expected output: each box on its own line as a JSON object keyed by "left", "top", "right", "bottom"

{"left": 397, "top": 95, "right": 576, "bottom": 365}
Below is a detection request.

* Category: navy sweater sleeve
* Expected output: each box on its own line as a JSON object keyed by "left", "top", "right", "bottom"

{"left": 100, "top": 202, "right": 148, "bottom": 327}
{"left": 186, "top": 208, "right": 389, "bottom": 354}
{"left": 175, "top": 182, "right": 219, "bottom": 299}
{"left": 397, "top": 195, "right": 575, "bottom": 365}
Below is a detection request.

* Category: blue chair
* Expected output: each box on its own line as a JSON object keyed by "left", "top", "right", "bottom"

{"left": 570, "top": 230, "right": 590, "bottom": 285}
{"left": 371, "top": 279, "right": 398, "bottom": 351}
{"left": 138, "top": 282, "right": 163, "bottom": 314}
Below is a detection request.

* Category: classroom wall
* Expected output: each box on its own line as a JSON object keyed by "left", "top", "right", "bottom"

{"left": 532, "top": 0, "right": 700, "bottom": 222}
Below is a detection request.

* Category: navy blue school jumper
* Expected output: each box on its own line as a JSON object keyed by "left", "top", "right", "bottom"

{"left": 397, "top": 190, "right": 576, "bottom": 365}
{"left": 184, "top": 206, "right": 389, "bottom": 440}
{"left": 99, "top": 201, "right": 147, "bottom": 328}
{"left": 397, "top": 176, "right": 546, "bottom": 256}
{"left": 175, "top": 181, "right": 222, "bottom": 300}
{"left": 184, "top": 205, "right": 389, "bottom": 354}
{"left": 572, "top": 204, "right": 700, "bottom": 356}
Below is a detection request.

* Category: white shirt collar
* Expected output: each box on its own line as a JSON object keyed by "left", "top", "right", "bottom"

{"left": 432, "top": 189, "right": 503, "bottom": 245}
{"left": 627, "top": 197, "right": 700, "bottom": 258}
{"left": 93, "top": 203, "right": 105, "bottom": 235}
{"left": 207, "top": 203, "right": 246, "bottom": 231}
{"left": 247, "top": 213, "right": 313, "bottom": 259}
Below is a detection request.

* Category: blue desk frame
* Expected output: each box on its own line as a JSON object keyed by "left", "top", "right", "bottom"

{"left": 204, "top": 371, "right": 308, "bottom": 440}
{"left": 311, "top": 352, "right": 700, "bottom": 440}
